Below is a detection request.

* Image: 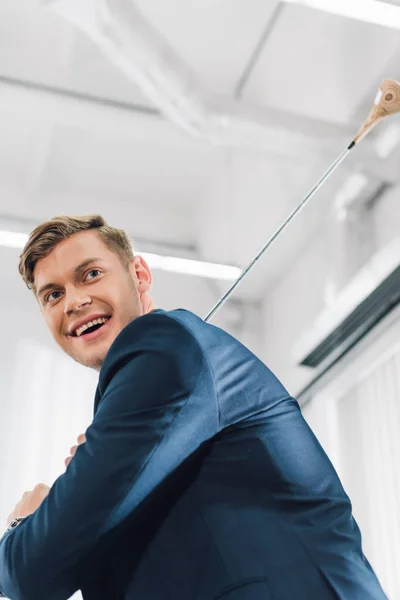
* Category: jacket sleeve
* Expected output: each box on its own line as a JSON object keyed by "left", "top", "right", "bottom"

{"left": 0, "top": 313, "right": 219, "bottom": 600}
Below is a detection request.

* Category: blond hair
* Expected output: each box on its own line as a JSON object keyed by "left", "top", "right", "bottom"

{"left": 18, "top": 214, "right": 134, "bottom": 291}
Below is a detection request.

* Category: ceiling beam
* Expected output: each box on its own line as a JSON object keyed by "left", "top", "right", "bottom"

{"left": 43, "top": 0, "right": 366, "bottom": 164}
{"left": 0, "top": 72, "right": 364, "bottom": 166}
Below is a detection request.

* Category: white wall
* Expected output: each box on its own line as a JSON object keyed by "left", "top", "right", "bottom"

{"left": 261, "top": 230, "right": 327, "bottom": 394}
{"left": 261, "top": 183, "right": 400, "bottom": 396}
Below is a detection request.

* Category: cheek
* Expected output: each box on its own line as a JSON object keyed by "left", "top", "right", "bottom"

{"left": 45, "top": 312, "right": 63, "bottom": 337}
{"left": 112, "top": 282, "right": 136, "bottom": 304}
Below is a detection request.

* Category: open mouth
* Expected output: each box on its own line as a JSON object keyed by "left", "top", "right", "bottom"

{"left": 81, "top": 323, "right": 104, "bottom": 335}
{"left": 71, "top": 316, "right": 111, "bottom": 338}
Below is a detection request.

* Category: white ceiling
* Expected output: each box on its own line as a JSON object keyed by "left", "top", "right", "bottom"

{"left": 242, "top": 4, "right": 400, "bottom": 123}
{"left": 133, "top": 0, "right": 280, "bottom": 96}
{"left": 1, "top": 0, "right": 400, "bottom": 310}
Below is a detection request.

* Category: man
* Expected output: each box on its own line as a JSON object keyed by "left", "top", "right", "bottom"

{"left": 0, "top": 214, "right": 387, "bottom": 599}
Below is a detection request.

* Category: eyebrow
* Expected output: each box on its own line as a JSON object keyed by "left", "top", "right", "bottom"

{"left": 36, "top": 257, "right": 104, "bottom": 300}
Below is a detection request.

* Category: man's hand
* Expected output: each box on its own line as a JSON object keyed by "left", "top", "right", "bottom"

{"left": 7, "top": 484, "right": 50, "bottom": 525}
{"left": 64, "top": 433, "right": 86, "bottom": 468}
{"left": 6, "top": 431, "right": 87, "bottom": 528}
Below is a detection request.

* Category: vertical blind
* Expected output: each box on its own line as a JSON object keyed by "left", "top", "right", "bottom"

{"left": 336, "top": 346, "right": 400, "bottom": 600}
{"left": 303, "top": 320, "right": 400, "bottom": 600}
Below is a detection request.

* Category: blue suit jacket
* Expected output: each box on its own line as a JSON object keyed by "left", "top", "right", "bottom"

{"left": 0, "top": 309, "right": 387, "bottom": 599}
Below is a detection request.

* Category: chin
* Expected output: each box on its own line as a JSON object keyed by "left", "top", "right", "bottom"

{"left": 69, "top": 348, "right": 108, "bottom": 372}
{"left": 91, "top": 346, "right": 110, "bottom": 368}
{"left": 83, "top": 355, "right": 106, "bottom": 372}
{"left": 62, "top": 325, "right": 119, "bottom": 370}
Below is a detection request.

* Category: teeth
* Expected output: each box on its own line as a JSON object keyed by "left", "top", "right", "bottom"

{"left": 75, "top": 317, "right": 109, "bottom": 337}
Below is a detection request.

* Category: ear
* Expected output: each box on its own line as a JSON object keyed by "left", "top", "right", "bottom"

{"left": 129, "top": 255, "right": 153, "bottom": 293}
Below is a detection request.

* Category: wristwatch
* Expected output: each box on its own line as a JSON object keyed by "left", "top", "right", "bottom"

{"left": 1, "top": 517, "right": 26, "bottom": 540}
{"left": 7, "top": 517, "right": 26, "bottom": 531}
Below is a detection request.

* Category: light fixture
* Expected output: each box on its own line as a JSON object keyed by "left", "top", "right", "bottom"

{"left": 140, "top": 252, "right": 240, "bottom": 280}
{"left": 0, "top": 231, "right": 30, "bottom": 249}
{"left": 284, "top": 0, "right": 400, "bottom": 30}
{"left": 0, "top": 231, "right": 241, "bottom": 281}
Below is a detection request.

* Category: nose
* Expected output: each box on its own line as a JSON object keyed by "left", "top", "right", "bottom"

{"left": 64, "top": 288, "right": 92, "bottom": 315}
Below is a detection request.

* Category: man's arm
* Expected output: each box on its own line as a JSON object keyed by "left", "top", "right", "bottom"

{"left": 0, "top": 313, "right": 218, "bottom": 600}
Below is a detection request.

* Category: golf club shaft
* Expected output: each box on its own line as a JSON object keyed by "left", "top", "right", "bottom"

{"left": 204, "top": 142, "right": 354, "bottom": 323}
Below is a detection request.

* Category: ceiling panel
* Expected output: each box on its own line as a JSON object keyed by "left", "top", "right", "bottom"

{"left": 38, "top": 120, "right": 225, "bottom": 209}
{"left": 0, "top": 91, "right": 226, "bottom": 251}
{"left": 242, "top": 4, "right": 400, "bottom": 124}
{"left": 0, "top": 2, "right": 153, "bottom": 108}
{"left": 133, "top": 0, "right": 281, "bottom": 95}
{"left": 196, "top": 146, "right": 347, "bottom": 296}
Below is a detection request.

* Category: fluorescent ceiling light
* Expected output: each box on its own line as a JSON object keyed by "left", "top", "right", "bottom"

{"left": 284, "top": 0, "right": 400, "bottom": 29}
{"left": 0, "top": 230, "right": 30, "bottom": 249}
{"left": 140, "top": 252, "right": 240, "bottom": 280}
{"left": 0, "top": 231, "right": 241, "bottom": 281}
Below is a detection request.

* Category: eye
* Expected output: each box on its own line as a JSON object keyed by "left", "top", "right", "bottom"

{"left": 85, "top": 269, "right": 101, "bottom": 281}
{"left": 45, "top": 291, "right": 62, "bottom": 304}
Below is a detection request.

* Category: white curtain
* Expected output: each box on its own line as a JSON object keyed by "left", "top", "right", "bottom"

{"left": 336, "top": 347, "right": 400, "bottom": 599}
{"left": 303, "top": 312, "right": 400, "bottom": 600}
{"left": 0, "top": 335, "right": 97, "bottom": 600}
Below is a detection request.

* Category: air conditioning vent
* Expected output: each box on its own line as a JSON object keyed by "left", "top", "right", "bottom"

{"left": 293, "top": 236, "right": 400, "bottom": 370}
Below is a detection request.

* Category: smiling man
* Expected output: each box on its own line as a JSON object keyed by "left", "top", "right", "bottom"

{"left": 0, "top": 214, "right": 387, "bottom": 600}
{"left": 32, "top": 225, "right": 156, "bottom": 371}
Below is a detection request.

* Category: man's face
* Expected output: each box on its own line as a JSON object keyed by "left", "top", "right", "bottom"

{"left": 33, "top": 230, "right": 151, "bottom": 371}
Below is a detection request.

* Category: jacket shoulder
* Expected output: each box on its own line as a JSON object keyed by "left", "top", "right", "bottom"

{"left": 98, "top": 310, "right": 204, "bottom": 391}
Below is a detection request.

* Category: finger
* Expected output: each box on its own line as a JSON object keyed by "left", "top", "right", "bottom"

{"left": 69, "top": 445, "right": 78, "bottom": 457}
{"left": 34, "top": 483, "right": 48, "bottom": 492}
{"left": 64, "top": 456, "right": 72, "bottom": 468}
{"left": 77, "top": 433, "right": 86, "bottom": 445}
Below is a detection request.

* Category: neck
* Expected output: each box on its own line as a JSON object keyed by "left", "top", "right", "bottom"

{"left": 141, "top": 293, "right": 157, "bottom": 315}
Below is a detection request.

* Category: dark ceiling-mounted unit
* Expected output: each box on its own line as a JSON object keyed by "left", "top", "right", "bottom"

{"left": 293, "top": 236, "right": 400, "bottom": 372}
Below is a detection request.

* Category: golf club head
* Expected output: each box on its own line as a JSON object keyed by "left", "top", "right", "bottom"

{"left": 353, "top": 79, "right": 400, "bottom": 145}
